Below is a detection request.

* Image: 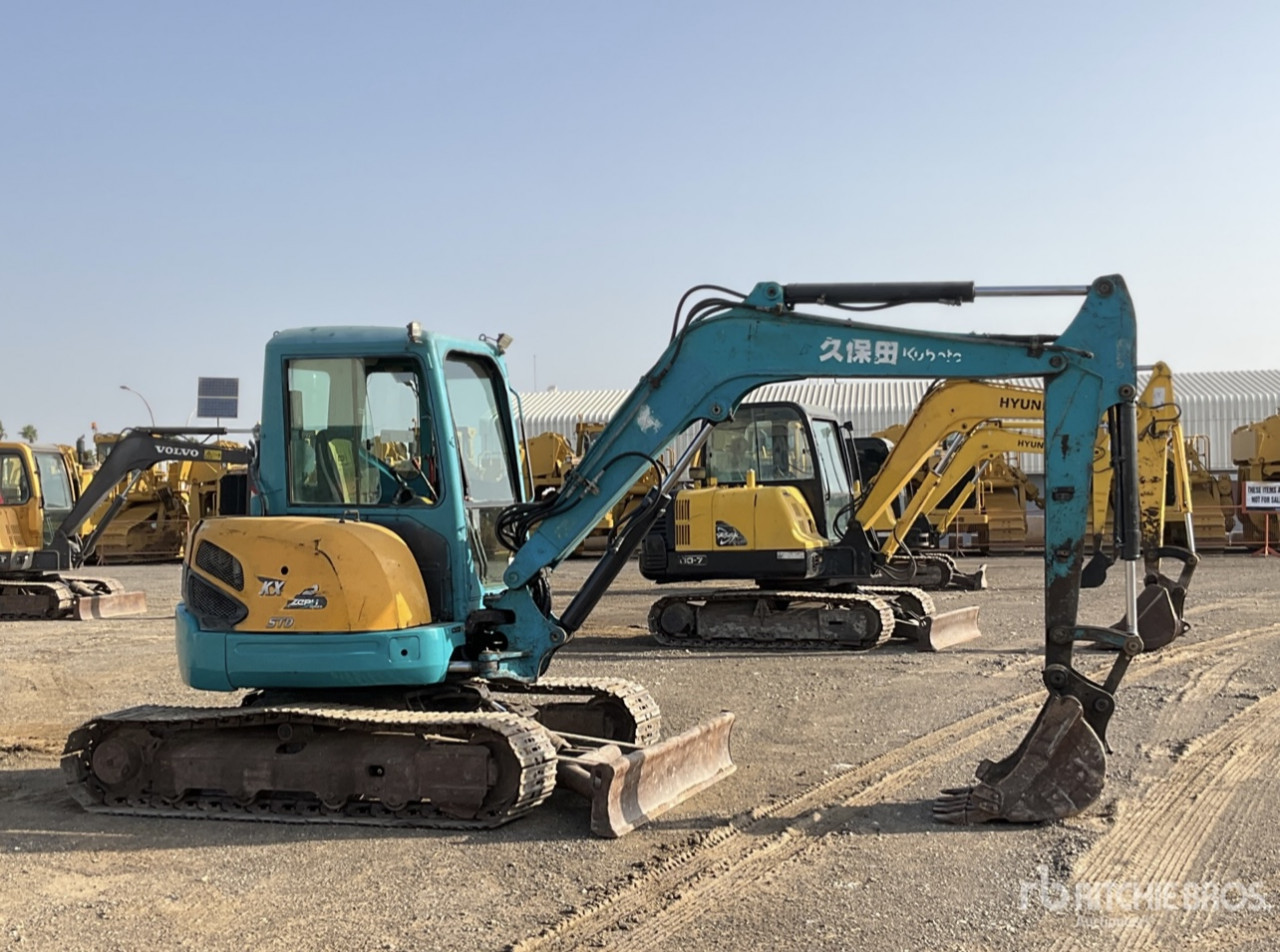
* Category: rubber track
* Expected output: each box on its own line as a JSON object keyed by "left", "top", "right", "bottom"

{"left": 648, "top": 590, "right": 898, "bottom": 651}
{"left": 61, "top": 703, "right": 558, "bottom": 829}
{"left": 493, "top": 676, "right": 663, "bottom": 746}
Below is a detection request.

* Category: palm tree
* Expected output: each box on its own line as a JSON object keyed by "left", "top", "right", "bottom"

{"left": 20, "top": 424, "right": 37, "bottom": 443}
{"left": 0, "top": 419, "right": 6, "bottom": 440}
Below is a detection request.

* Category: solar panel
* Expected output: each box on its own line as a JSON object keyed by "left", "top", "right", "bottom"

{"left": 197, "top": 377, "right": 240, "bottom": 419}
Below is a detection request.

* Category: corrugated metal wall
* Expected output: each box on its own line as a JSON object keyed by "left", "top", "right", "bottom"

{"left": 515, "top": 369, "right": 1280, "bottom": 474}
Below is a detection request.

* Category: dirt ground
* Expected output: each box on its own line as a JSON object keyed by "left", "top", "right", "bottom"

{"left": 2, "top": 553, "right": 1278, "bottom": 952}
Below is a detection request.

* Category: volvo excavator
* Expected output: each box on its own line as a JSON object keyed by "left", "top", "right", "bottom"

{"left": 64, "top": 274, "right": 1146, "bottom": 834}
{"left": 0, "top": 430, "right": 249, "bottom": 619}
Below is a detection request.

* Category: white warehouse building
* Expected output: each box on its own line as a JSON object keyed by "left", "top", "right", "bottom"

{"left": 515, "top": 369, "right": 1280, "bottom": 476}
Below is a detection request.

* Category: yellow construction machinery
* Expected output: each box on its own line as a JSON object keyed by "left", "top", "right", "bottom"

{"left": 1232, "top": 408, "right": 1280, "bottom": 547}
{"left": 62, "top": 275, "right": 1155, "bottom": 833}
{"left": 641, "top": 379, "right": 1054, "bottom": 613}
{"left": 885, "top": 423, "right": 1044, "bottom": 560}
{"left": 0, "top": 440, "right": 142, "bottom": 618}
{"left": 0, "top": 429, "right": 250, "bottom": 619}
{"left": 932, "top": 452, "right": 1044, "bottom": 553}
{"left": 83, "top": 433, "right": 248, "bottom": 564}
{"left": 1174, "top": 435, "right": 1234, "bottom": 551}
{"left": 525, "top": 422, "right": 661, "bottom": 554}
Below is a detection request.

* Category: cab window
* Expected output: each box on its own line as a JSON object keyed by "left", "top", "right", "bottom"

{"left": 0, "top": 452, "right": 31, "bottom": 506}
{"left": 33, "top": 452, "right": 75, "bottom": 510}
{"left": 285, "top": 356, "right": 438, "bottom": 506}
{"left": 705, "top": 406, "right": 816, "bottom": 484}
{"left": 444, "top": 353, "right": 518, "bottom": 588}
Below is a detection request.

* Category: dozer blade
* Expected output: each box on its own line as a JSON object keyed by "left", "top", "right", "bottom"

{"left": 557, "top": 711, "right": 736, "bottom": 837}
{"left": 914, "top": 605, "right": 982, "bottom": 652}
{"left": 933, "top": 694, "right": 1106, "bottom": 824}
{"left": 72, "top": 590, "right": 148, "bottom": 620}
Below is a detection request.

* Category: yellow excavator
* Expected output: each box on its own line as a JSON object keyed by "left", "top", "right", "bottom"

{"left": 880, "top": 422, "right": 1045, "bottom": 563}
{"left": 0, "top": 440, "right": 145, "bottom": 618}
{"left": 878, "top": 363, "right": 1199, "bottom": 651}
{"left": 639, "top": 379, "right": 1055, "bottom": 621}
{"left": 928, "top": 451, "right": 1043, "bottom": 553}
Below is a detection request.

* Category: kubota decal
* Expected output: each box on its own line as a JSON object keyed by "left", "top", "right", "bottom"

{"left": 284, "top": 584, "right": 328, "bottom": 610}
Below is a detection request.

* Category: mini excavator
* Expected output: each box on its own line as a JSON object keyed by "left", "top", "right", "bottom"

{"left": 64, "top": 274, "right": 1145, "bottom": 831}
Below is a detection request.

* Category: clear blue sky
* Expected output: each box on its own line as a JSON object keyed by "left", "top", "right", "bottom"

{"left": 4, "top": 1, "right": 1278, "bottom": 443}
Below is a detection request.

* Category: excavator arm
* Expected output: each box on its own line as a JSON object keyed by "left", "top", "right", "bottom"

{"left": 854, "top": 380, "right": 1051, "bottom": 533}
{"left": 494, "top": 279, "right": 1137, "bottom": 662}
{"left": 484, "top": 275, "right": 1142, "bottom": 826}
{"left": 41, "top": 427, "right": 251, "bottom": 571}
{"left": 879, "top": 424, "right": 1045, "bottom": 561}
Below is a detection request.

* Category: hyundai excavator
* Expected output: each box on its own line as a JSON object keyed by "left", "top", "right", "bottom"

{"left": 639, "top": 380, "right": 1063, "bottom": 654}
{"left": 0, "top": 430, "right": 249, "bottom": 619}
{"left": 637, "top": 399, "right": 985, "bottom": 650}
{"left": 63, "top": 274, "right": 1146, "bottom": 833}
{"left": 909, "top": 426, "right": 1044, "bottom": 553}
{"left": 890, "top": 365, "right": 1198, "bottom": 652}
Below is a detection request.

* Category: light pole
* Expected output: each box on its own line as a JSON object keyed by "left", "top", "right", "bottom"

{"left": 119, "top": 385, "right": 156, "bottom": 427}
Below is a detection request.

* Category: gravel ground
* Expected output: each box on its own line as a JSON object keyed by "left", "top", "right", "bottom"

{"left": 2, "top": 553, "right": 1278, "bottom": 951}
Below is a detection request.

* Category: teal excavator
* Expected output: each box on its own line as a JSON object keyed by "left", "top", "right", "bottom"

{"left": 65, "top": 276, "right": 1145, "bottom": 832}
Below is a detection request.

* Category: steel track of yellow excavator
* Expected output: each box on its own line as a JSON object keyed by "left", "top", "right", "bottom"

{"left": 61, "top": 677, "right": 735, "bottom": 838}
{"left": 0, "top": 575, "right": 147, "bottom": 620}
{"left": 647, "top": 588, "right": 981, "bottom": 652}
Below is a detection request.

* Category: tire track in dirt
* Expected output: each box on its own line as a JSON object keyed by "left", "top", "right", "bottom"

{"left": 1038, "top": 686, "right": 1280, "bottom": 950}
{"left": 511, "top": 622, "right": 1280, "bottom": 952}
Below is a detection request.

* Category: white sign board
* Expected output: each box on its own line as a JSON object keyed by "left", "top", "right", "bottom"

{"left": 1243, "top": 481, "right": 1280, "bottom": 511}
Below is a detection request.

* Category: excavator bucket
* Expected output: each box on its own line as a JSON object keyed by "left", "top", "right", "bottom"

{"left": 933, "top": 693, "right": 1106, "bottom": 824}
{"left": 913, "top": 605, "right": 982, "bottom": 652}
{"left": 1110, "top": 548, "right": 1197, "bottom": 652}
{"left": 1117, "top": 584, "right": 1183, "bottom": 652}
{"left": 948, "top": 564, "right": 988, "bottom": 591}
{"left": 1080, "top": 548, "right": 1112, "bottom": 589}
{"left": 556, "top": 711, "right": 736, "bottom": 837}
